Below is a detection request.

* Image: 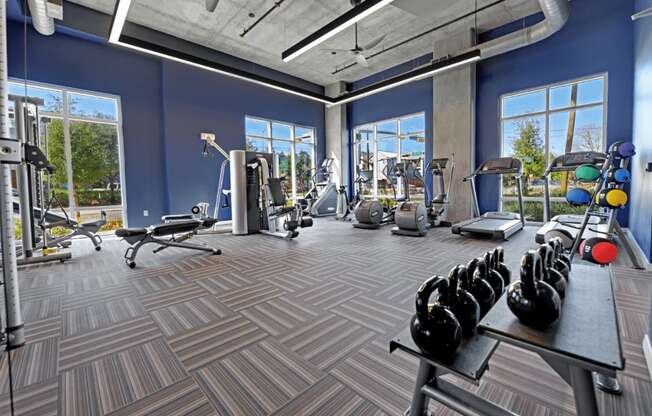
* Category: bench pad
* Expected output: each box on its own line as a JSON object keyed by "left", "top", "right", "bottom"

{"left": 115, "top": 228, "right": 148, "bottom": 238}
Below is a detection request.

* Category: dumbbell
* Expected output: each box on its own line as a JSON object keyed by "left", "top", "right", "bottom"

{"left": 595, "top": 188, "right": 628, "bottom": 209}
{"left": 580, "top": 237, "right": 618, "bottom": 265}
{"left": 604, "top": 168, "right": 631, "bottom": 184}
{"left": 575, "top": 164, "right": 602, "bottom": 182}
{"left": 609, "top": 141, "right": 636, "bottom": 158}
{"left": 566, "top": 188, "right": 592, "bottom": 206}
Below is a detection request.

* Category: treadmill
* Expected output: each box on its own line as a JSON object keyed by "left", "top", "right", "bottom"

{"left": 535, "top": 151, "right": 609, "bottom": 244}
{"left": 452, "top": 157, "right": 525, "bottom": 240}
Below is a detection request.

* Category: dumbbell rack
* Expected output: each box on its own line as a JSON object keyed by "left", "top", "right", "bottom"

{"left": 568, "top": 151, "right": 644, "bottom": 269}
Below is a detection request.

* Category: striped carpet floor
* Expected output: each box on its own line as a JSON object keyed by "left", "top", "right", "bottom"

{"left": 0, "top": 219, "right": 650, "bottom": 415}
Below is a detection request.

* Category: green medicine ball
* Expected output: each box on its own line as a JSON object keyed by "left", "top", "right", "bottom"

{"left": 575, "top": 164, "right": 602, "bottom": 182}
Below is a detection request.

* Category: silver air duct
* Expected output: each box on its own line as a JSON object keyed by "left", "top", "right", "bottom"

{"left": 27, "top": 0, "right": 55, "bottom": 36}
{"left": 477, "top": 0, "right": 570, "bottom": 59}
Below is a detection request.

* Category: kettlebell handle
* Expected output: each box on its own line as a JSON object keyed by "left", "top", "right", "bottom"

{"left": 537, "top": 244, "right": 554, "bottom": 275}
{"left": 520, "top": 250, "right": 543, "bottom": 297}
{"left": 467, "top": 257, "right": 487, "bottom": 281}
{"left": 415, "top": 275, "right": 448, "bottom": 321}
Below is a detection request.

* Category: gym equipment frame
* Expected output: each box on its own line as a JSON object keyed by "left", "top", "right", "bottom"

{"left": 392, "top": 264, "right": 624, "bottom": 416}
{"left": 452, "top": 157, "right": 525, "bottom": 240}
{"left": 116, "top": 219, "right": 220, "bottom": 268}
{"left": 536, "top": 151, "right": 609, "bottom": 244}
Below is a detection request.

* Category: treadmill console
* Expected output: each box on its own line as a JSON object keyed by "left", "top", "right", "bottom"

{"left": 550, "top": 151, "right": 607, "bottom": 171}
{"left": 478, "top": 157, "right": 522, "bottom": 175}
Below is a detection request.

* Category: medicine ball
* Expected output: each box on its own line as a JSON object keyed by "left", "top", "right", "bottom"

{"left": 604, "top": 168, "right": 631, "bottom": 184}
{"left": 595, "top": 188, "right": 628, "bottom": 209}
{"left": 580, "top": 237, "right": 618, "bottom": 265}
{"left": 566, "top": 188, "right": 592, "bottom": 206}
{"left": 575, "top": 164, "right": 602, "bottom": 182}
{"left": 610, "top": 141, "right": 636, "bottom": 158}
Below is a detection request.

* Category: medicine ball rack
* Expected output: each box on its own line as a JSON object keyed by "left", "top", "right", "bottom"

{"left": 391, "top": 264, "right": 623, "bottom": 416}
{"left": 566, "top": 144, "right": 643, "bottom": 268}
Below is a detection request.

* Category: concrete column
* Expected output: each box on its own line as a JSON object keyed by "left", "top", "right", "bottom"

{"left": 433, "top": 30, "right": 476, "bottom": 223}
{"left": 325, "top": 82, "right": 349, "bottom": 189}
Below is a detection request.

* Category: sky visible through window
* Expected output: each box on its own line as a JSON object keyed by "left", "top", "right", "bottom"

{"left": 502, "top": 77, "right": 605, "bottom": 158}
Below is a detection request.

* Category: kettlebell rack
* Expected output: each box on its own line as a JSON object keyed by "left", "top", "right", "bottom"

{"left": 567, "top": 143, "right": 644, "bottom": 269}
{"left": 392, "top": 258, "right": 623, "bottom": 416}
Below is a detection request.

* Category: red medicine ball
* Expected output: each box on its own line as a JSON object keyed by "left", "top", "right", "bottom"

{"left": 580, "top": 237, "right": 618, "bottom": 265}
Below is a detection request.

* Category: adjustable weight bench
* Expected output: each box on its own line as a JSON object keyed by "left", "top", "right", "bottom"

{"left": 115, "top": 218, "right": 220, "bottom": 268}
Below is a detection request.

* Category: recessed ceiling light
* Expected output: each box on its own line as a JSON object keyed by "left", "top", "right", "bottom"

{"left": 282, "top": 0, "right": 396, "bottom": 62}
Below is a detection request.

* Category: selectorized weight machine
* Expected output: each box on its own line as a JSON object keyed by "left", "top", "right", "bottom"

{"left": 230, "top": 150, "right": 312, "bottom": 239}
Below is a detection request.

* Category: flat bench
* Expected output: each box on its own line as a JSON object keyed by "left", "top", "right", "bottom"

{"left": 116, "top": 218, "right": 220, "bottom": 268}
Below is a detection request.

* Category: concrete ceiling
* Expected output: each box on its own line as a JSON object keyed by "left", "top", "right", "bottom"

{"left": 68, "top": 0, "right": 542, "bottom": 86}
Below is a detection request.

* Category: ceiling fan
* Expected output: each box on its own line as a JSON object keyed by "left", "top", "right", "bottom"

{"left": 321, "top": 23, "right": 386, "bottom": 67}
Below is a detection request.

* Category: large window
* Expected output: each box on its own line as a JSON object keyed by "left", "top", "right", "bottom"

{"left": 245, "top": 116, "right": 316, "bottom": 201}
{"left": 8, "top": 80, "right": 125, "bottom": 230}
{"left": 500, "top": 75, "right": 607, "bottom": 222}
{"left": 352, "top": 113, "right": 426, "bottom": 203}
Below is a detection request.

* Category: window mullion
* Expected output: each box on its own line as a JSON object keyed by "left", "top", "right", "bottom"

{"left": 62, "top": 92, "right": 76, "bottom": 219}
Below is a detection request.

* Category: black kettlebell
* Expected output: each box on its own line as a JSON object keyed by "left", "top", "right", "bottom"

{"left": 537, "top": 244, "right": 567, "bottom": 299}
{"left": 466, "top": 257, "right": 496, "bottom": 318}
{"left": 483, "top": 250, "right": 505, "bottom": 297}
{"left": 506, "top": 250, "right": 562, "bottom": 329}
{"left": 547, "top": 237, "right": 571, "bottom": 279}
{"left": 441, "top": 265, "right": 480, "bottom": 338}
{"left": 491, "top": 246, "right": 511, "bottom": 286}
{"left": 410, "top": 275, "right": 463, "bottom": 359}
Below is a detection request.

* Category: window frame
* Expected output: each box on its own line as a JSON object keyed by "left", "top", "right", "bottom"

{"left": 9, "top": 78, "right": 128, "bottom": 226}
{"left": 244, "top": 115, "right": 316, "bottom": 202}
{"left": 498, "top": 73, "right": 608, "bottom": 222}
{"left": 352, "top": 112, "right": 427, "bottom": 200}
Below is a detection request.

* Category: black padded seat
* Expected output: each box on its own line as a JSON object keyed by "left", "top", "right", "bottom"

{"left": 151, "top": 220, "right": 200, "bottom": 236}
{"left": 162, "top": 214, "right": 194, "bottom": 221}
{"left": 115, "top": 228, "right": 148, "bottom": 238}
{"left": 201, "top": 218, "right": 219, "bottom": 228}
{"left": 82, "top": 219, "right": 106, "bottom": 228}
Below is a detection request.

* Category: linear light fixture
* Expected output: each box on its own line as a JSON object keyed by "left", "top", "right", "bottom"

{"left": 109, "top": 0, "right": 131, "bottom": 43}
{"left": 107, "top": 0, "right": 480, "bottom": 106}
{"left": 330, "top": 49, "right": 481, "bottom": 106}
{"left": 281, "top": 0, "right": 397, "bottom": 62}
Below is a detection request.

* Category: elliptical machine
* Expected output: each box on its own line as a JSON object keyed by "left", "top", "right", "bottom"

{"left": 390, "top": 160, "right": 429, "bottom": 237}
{"left": 300, "top": 158, "right": 338, "bottom": 217}
{"left": 335, "top": 168, "right": 372, "bottom": 221}
{"left": 426, "top": 156, "right": 454, "bottom": 227}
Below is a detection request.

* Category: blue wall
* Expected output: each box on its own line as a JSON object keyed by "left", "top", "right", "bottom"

{"left": 7, "top": 19, "right": 169, "bottom": 227}
{"left": 161, "top": 62, "right": 325, "bottom": 219}
{"left": 7, "top": 17, "right": 326, "bottom": 226}
{"left": 631, "top": 0, "right": 652, "bottom": 264}
{"left": 476, "top": 0, "right": 635, "bottom": 225}
{"left": 346, "top": 54, "right": 434, "bottom": 193}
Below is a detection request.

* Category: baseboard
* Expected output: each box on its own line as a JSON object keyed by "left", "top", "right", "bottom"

{"left": 622, "top": 228, "right": 652, "bottom": 271}
{"left": 644, "top": 335, "right": 652, "bottom": 382}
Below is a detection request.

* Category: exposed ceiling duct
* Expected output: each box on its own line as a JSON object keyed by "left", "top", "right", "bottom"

{"left": 27, "top": 0, "right": 55, "bottom": 36}
{"left": 475, "top": 0, "right": 569, "bottom": 59}
{"left": 331, "top": 0, "right": 569, "bottom": 103}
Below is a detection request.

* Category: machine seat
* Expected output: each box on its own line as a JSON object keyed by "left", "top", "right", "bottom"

{"left": 151, "top": 220, "right": 201, "bottom": 236}
{"left": 115, "top": 228, "right": 148, "bottom": 238}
